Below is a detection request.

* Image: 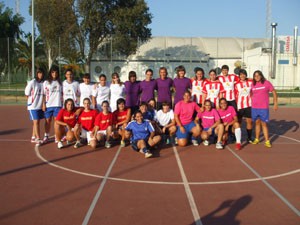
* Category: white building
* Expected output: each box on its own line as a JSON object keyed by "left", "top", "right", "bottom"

{"left": 90, "top": 36, "right": 300, "bottom": 89}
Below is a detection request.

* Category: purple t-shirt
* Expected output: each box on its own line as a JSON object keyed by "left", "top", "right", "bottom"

{"left": 217, "top": 106, "right": 236, "bottom": 124}
{"left": 197, "top": 109, "right": 220, "bottom": 129}
{"left": 124, "top": 81, "right": 141, "bottom": 107}
{"left": 156, "top": 77, "right": 173, "bottom": 103}
{"left": 251, "top": 80, "right": 274, "bottom": 109}
{"left": 140, "top": 79, "right": 157, "bottom": 103}
{"left": 173, "top": 77, "right": 192, "bottom": 105}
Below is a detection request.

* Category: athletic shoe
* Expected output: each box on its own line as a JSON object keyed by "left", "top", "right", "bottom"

{"left": 31, "top": 137, "right": 36, "bottom": 143}
{"left": 203, "top": 140, "right": 209, "bottom": 146}
{"left": 105, "top": 141, "right": 111, "bottom": 148}
{"left": 235, "top": 143, "right": 241, "bottom": 150}
{"left": 191, "top": 139, "right": 198, "bottom": 146}
{"left": 145, "top": 150, "right": 153, "bottom": 158}
{"left": 165, "top": 138, "right": 170, "bottom": 145}
{"left": 174, "top": 137, "right": 178, "bottom": 145}
{"left": 74, "top": 141, "right": 82, "bottom": 149}
{"left": 35, "top": 139, "right": 43, "bottom": 147}
{"left": 247, "top": 138, "right": 254, "bottom": 144}
{"left": 264, "top": 140, "right": 272, "bottom": 148}
{"left": 61, "top": 136, "right": 67, "bottom": 142}
{"left": 216, "top": 142, "right": 223, "bottom": 149}
{"left": 251, "top": 138, "right": 260, "bottom": 144}
{"left": 120, "top": 140, "right": 125, "bottom": 147}
{"left": 43, "top": 136, "right": 49, "bottom": 144}
{"left": 57, "top": 141, "right": 63, "bottom": 149}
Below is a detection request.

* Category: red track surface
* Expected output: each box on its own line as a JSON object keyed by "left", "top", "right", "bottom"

{"left": 0, "top": 105, "right": 299, "bottom": 225}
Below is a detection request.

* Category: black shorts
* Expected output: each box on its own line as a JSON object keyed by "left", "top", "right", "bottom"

{"left": 159, "top": 125, "right": 170, "bottom": 135}
{"left": 237, "top": 107, "right": 252, "bottom": 119}
{"left": 227, "top": 100, "right": 237, "bottom": 112}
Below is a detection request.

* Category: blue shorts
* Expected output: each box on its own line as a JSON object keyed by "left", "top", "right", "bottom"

{"left": 44, "top": 107, "right": 62, "bottom": 119}
{"left": 131, "top": 138, "right": 150, "bottom": 152}
{"left": 176, "top": 121, "right": 197, "bottom": 139}
{"left": 203, "top": 127, "right": 215, "bottom": 133}
{"left": 29, "top": 109, "right": 44, "bottom": 120}
{"left": 251, "top": 108, "right": 269, "bottom": 122}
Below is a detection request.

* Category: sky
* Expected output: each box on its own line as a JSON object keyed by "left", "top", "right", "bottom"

{"left": 3, "top": 0, "right": 300, "bottom": 38}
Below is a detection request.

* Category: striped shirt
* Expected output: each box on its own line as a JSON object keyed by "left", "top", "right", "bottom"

{"left": 202, "top": 81, "right": 225, "bottom": 108}
{"left": 218, "top": 74, "right": 239, "bottom": 101}
{"left": 235, "top": 79, "right": 253, "bottom": 110}
{"left": 191, "top": 79, "right": 208, "bottom": 105}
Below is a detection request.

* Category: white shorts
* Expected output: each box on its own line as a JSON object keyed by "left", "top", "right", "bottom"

{"left": 81, "top": 129, "right": 95, "bottom": 143}
{"left": 97, "top": 130, "right": 107, "bottom": 136}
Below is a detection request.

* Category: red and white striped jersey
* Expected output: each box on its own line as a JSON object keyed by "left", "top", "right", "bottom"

{"left": 191, "top": 78, "right": 208, "bottom": 105}
{"left": 202, "top": 81, "right": 225, "bottom": 108}
{"left": 235, "top": 79, "right": 253, "bottom": 110}
{"left": 218, "top": 74, "right": 239, "bottom": 101}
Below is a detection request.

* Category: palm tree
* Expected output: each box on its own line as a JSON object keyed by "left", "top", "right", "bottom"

{"left": 15, "top": 33, "right": 47, "bottom": 79}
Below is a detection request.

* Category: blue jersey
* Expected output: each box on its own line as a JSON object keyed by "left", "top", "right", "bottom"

{"left": 125, "top": 120, "right": 154, "bottom": 141}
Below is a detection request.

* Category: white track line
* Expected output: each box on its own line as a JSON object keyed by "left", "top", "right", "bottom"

{"left": 227, "top": 146, "right": 300, "bottom": 217}
{"left": 35, "top": 147, "right": 300, "bottom": 185}
{"left": 82, "top": 146, "right": 122, "bottom": 225}
{"left": 173, "top": 145, "right": 203, "bottom": 225}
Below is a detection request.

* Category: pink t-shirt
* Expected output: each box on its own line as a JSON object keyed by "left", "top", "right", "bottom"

{"left": 251, "top": 80, "right": 274, "bottom": 109}
{"left": 217, "top": 106, "right": 236, "bottom": 124}
{"left": 174, "top": 100, "right": 200, "bottom": 126}
{"left": 197, "top": 109, "right": 220, "bottom": 129}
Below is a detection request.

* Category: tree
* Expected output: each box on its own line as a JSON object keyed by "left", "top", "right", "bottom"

{"left": 31, "top": 0, "right": 79, "bottom": 68}
{"left": 0, "top": 3, "right": 24, "bottom": 76}
{"left": 15, "top": 33, "right": 47, "bottom": 79}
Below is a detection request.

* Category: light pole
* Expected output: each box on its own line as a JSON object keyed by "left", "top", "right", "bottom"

{"left": 270, "top": 22, "right": 277, "bottom": 79}
{"left": 31, "top": 0, "right": 35, "bottom": 79}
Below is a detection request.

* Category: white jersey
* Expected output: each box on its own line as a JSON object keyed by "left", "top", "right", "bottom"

{"left": 79, "top": 82, "right": 94, "bottom": 107}
{"left": 63, "top": 80, "right": 80, "bottom": 106}
{"left": 92, "top": 83, "right": 110, "bottom": 110}
{"left": 43, "top": 80, "right": 63, "bottom": 108}
{"left": 110, "top": 83, "right": 125, "bottom": 112}
{"left": 25, "top": 79, "right": 44, "bottom": 110}
{"left": 155, "top": 109, "right": 174, "bottom": 127}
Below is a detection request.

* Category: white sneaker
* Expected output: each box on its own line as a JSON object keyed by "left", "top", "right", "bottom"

{"left": 35, "top": 139, "right": 43, "bottom": 147}
{"left": 203, "top": 140, "right": 209, "bottom": 146}
{"left": 31, "top": 137, "right": 36, "bottom": 143}
{"left": 105, "top": 141, "right": 111, "bottom": 148}
{"left": 43, "top": 136, "right": 49, "bottom": 144}
{"left": 57, "top": 141, "right": 63, "bottom": 149}
{"left": 216, "top": 142, "right": 223, "bottom": 149}
{"left": 192, "top": 140, "right": 198, "bottom": 146}
{"left": 145, "top": 150, "right": 153, "bottom": 158}
{"left": 74, "top": 141, "right": 82, "bottom": 149}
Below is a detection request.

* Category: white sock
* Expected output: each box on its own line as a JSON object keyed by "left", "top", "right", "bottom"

{"left": 235, "top": 128, "right": 241, "bottom": 143}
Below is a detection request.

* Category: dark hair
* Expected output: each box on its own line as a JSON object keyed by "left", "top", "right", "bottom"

{"left": 159, "top": 67, "right": 168, "bottom": 75}
{"left": 239, "top": 69, "right": 247, "bottom": 77}
{"left": 145, "top": 69, "right": 153, "bottom": 74}
{"left": 83, "top": 98, "right": 91, "bottom": 104}
{"left": 148, "top": 98, "right": 156, "bottom": 104}
{"left": 208, "top": 69, "right": 217, "bottom": 75}
{"left": 203, "top": 99, "right": 212, "bottom": 106}
{"left": 82, "top": 73, "right": 90, "bottom": 79}
{"left": 101, "top": 100, "right": 109, "bottom": 106}
{"left": 253, "top": 70, "right": 266, "bottom": 85}
{"left": 65, "top": 68, "right": 73, "bottom": 75}
{"left": 221, "top": 65, "right": 229, "bottom": 70}
{"left": 184, "top": 90, "right": 191, "bottom": 96}
{"left": 128, "top": 71, "right": 137, "bottom": 80}
{"left": 35, "top": 68, "right": 45, "bottom": 81}
{"left": 176, "top": 65, "right": 186, "bottom": 75}
{"left": 64, "top": 98, "right": 75, "bottom": 110}
{"left": 194, "top": 67, "right": 205, "bottom": 80}
{"left": 162, "top": 101, "right": 170, "bottom": 107}
{"left": 48, "top": 65, "right": 61, "bottom": 84}
{"left": 117, "top": 98, "right": 126, "bottom": 106}
{"left": 219, "top": 97, "right": 227, "bottom": 105}
{"left": 99, "top": 74, "right": 107, "bottom": 80}
{"left": 139, "top": 102, "right": 148, "bottom": 107}
{"left": 133, "top": 110, "right": 143, "bottom": 119}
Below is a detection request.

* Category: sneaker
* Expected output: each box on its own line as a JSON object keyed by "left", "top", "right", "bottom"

{"left": 31, "top": 137, "right": 36, "bottom": 143}
{"left": 265, "top": 140, "right": 272, "bottom": 148}
{"left": 43, "top": 136, "right": 49, "bottom": 144}
{"left": 145, "top": 150, "right": 153, "bottom": 158}
{"left": 247, "top": 138, "right": 254, "bottom": 144}
{"left": 35, "top": 139, "right": 43, "bottom": 147}
{"left": 166, "top": 138, "right": 170, "bottom": 145}
{"left": 203, "top": 140, "right": 209, "bottom": 146}
{"left": 74, "top": 141, "right": 82, "bottom": 149}
{"left": 105, "top": 141, "right": 111, "bottom": 148}
{"left": 120, "top": 140, "right": 125, "bottom": 147}
{"left": 174, "top": 137, "right": 178, "bottom": 145}
{"left": 192, "top": 139, "right": 199, "bottom": 146}
{"left": 57, "top": 141, "right": 63, "bottom": 149}
{"left": 216, "top": 142, "right": 223, "bottom": 149}
{"left": 251, "top": 138, "right": 260, "bottom": 144}
{"left": 235, "top": 143, "right": 241, "bottom": 150}
{"left": 61, "top": 136, "right": 67, "bottom": 142}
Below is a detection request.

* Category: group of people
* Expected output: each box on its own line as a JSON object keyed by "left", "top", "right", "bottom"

{"left": 25, "top": 64, "right": 278, "bottom": 158}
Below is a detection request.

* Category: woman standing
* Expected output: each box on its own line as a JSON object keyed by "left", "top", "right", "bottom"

{"left": 140, "top": 69, "right": 157, "bottom": 103}
{"left": 42, "top": 65, "right": 63, "bottom": 143}
{"left": 191, "top": 67, "right": 208, "bottom": 106}
{"left": 251, "top": 70, "right": 278, "bottom": 148}
{"left": 92, "top": 74, "right": 110, "bottom": 111}
{"left": 156, "top": 67, "right": 173, "bottom": 110}
{"left": 62, "top": 69, "right": 80, "bottom": 107}
{"left": 124, "top": 71, "right": 141, "bottom": 113}
{"left": 79, "top": 73, "right": 94, "bottom": 108}
{"left": 109, "top": 72, "right": 125, "bottom": 112}
{"left": 173, "top": 65, "right": 192, "bottom": 106}
{"left": 25, "top": 68, "right": 45, "bottom": 146}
